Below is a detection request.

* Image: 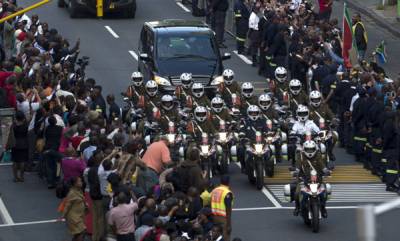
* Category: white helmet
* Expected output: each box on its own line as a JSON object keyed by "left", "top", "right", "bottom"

{"left": 296, "top": 105, "right": 309, "bottom": 122}
{"left": 191, "top": 83, "right": 204, "bottom": 98}
{"left": 161, "top": 95, "right": 174, "bottom": 110}
{"left": 309, "top": 90, "right": 322, "bottom": 107}
{"left": 180, "top": 73, "right": 192, "bottom": 89}
{"left": 303, "top": 140, "right": 317, "bottom": 159}
{"left": 131, "top": 71, "right": 143, "bottom": 87}
{"left": 145, "top": 80, "right": 158, "bottom": 97}
{"left": 247, "top": 105, "right": 260, "bottom": 121}
{"left": 258, "top": 94, "right": 272, "bottom": 111}
{"left": 289, "top": 79, "right": 302, "bottom": 95}
{"left": 194, "top": 106, "right": 207, "bottom": 122}
{"left": 275, "top": 67, "right": 287, "bottom": 83}
{"left": 223, "top": 69, "right": 234, "bottom": 85}
{"left": 241, "top": 82, "right": 254, "bottom": 98}
{"left": 211, "top": 96, "right": 224, "bottom": 113}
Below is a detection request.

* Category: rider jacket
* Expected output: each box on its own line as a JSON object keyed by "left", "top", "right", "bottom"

{"left": 296, "top": 152, "right": 325, "bottom": 182}
{"left": 241, "top": 117, "right": 268, "bottom": 141}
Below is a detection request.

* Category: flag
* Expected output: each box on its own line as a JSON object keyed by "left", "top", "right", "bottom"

{"left": 342, "top": 3, "right": 357, "bottom": 68}
{"left": 375, "top": 41, "right": 387, "bottom": 64}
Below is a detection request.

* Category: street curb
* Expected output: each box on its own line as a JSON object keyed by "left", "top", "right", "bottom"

{"left": 344, "top": 0, "right": 400, "bottom": 39}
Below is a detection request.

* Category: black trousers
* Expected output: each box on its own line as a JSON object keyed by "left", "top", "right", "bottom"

{"left": 117, "top": 233, "right": 135, "bottom": 241}
{"left": 383, "top": 149, "right": 399, "bottom": 186}
{"left": 211, "top": 11, "right": 226, "bottom": 44}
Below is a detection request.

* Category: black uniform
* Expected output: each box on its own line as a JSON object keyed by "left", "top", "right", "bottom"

{"left": 381, "top": 110, "right": 399, "bottom": 189}
{"left": 233, "top": 0, "right": 250, "bottom": 54}
{"left": 351, "top": 92, "right": 368, "bottom": 162}
{"left": 336, "top": 81, "right": 356, "bottom": 150}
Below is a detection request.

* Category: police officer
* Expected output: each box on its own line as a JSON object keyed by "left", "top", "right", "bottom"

{"left": 248, "top": 2, "right": 261, "bottom": 66}
{"left": 233, "top": 0, "right": 250, "bottom": 54}
{"left": 143, "top": 80, "right": 161, "bottom": 120}
{"left": 187, "top": 106, "right": 216, "bottom": 142}
{"left": 237, "top": 105, "right": 267, "bottom": 173}
{"left": 365, "top": 88, "right": 385, "bottom": 175}
{"left": 239, "top": 82, "right": 258, "bottom": 115}
{"left": 176, "top": 73, "right": 193, "bottom": 107}
{"left": 219, "top": 69, "right": 241, "bottom": 108}
{"left": 309, "top": 90, "right": 338, "bottom": 162}
{"left": 124, "top": 71, "right": 145, "bottom": 103}
{"left": 211, "top": 96, "right": 233, "bottom": 128}
{"left": 293, "top": 140, "right": 328, "bottom": 218}
{"left": 258, "top": 93, "right": 279, "bottom": 121}
{"left": 289, "top": 79, "right": 308, "bottom": 114}
{"left": 159, "top": 94, "right": 181, "bottom": 134}
{"left": 189, "top": 83, "right": 211, "bottom": 109}
{"left": 381, "top": 105, "right": 399, "bottom": 192}
{"left": 265, "top": 24, "right": 287, "bottom": 77}
{"left": 351, "top": 86, "right": 369, "bottom": 163}
{"left": 269, "top": 66, "right": 290, "bottom": 105}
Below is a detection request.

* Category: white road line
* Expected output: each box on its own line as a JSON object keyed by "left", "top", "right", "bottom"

{"left": 233, "top": 50, "right": 253, "bottom": 65}
{"left": 0, "top": 163, "right": 12, "bottom": 166}
{"left": 104, "top": 26, "right": 119, "bottom": 39}
{"left": 176, "top": 1, "right": 190, "bottom": 12}
{"left": 129, "top": 50, "right": 138, "bottom": 61}
{"left": 0, "top": 218, "right": 64, "bottom": 228}
{"left": 262, "top": 187, "right": 282, "bottom": 208}
{"left": 0, "top": 197, "right": 14, "bottom": 224}
{"left": 233, "top": 206, "right": 358, "bottom": 211}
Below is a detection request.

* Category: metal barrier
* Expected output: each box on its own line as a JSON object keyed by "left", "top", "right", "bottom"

{"left": 0, "top": 108, "right": 15, "bottom": 157}
{"left": 357, "top": 198, "right": 400, "bottom": 241}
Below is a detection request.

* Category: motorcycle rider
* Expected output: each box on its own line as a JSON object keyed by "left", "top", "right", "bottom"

{"left": 237, "top": 105, "right": 268, "bottom": 173}
{"left": 219, "top": 69, "right": 241, "bottom": 108}
{"left": 176, "top": 72, "right": 194, "bottom": 107}
{"left": 309, "top": 90, "right": 338, "bottom": 162}
{"left": 188, "top": 83, "right": 211, "bottom": 109}
{"left": 124, "top": 71, "right": 146, "bottom": 103}
{"left": 258, "top": 93, "right": 279, "bottom": 122}
{"left": 143, "top": 80, "right": 161, "bottom": 120}
{"left": 293, "top": 140, "right": 328, "bottom": 218}
{"left": 269, "top": 67, "right": 290, "bottom": 105}
{"left": 239, "top": 82, "right": 258, "bottom": 115}
{"left": 289, "top": 79, "right": 308, "bottom": 113}
{"left": 211, "top": 96, "right": 233, "bottom": 128}
{"left": 159, "top": 94, "right": 181, "bottom": 134}
{"left": 290, "top": 105, "right": 321, "bottom": 167}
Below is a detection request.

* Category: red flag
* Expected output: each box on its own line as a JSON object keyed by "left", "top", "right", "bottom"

{"left": 342, "top": 2, "right": 355, "bottom": 69}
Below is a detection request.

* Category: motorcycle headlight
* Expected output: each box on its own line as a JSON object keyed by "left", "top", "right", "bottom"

{"left": 254, "top": 144, "right": 263, "bottom": 154}
{"left": 211, "top": 75, "right": 224, "bottom": 86}
{"left": 154, "top": 75, "right": 172, "bottom": 86}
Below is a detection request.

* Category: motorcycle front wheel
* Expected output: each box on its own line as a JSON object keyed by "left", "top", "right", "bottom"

{"left": 256, "top": 160, "right": 264, "bottom": 190}
{"left": 265, "top": 158, "right": 275, "bottom": 177}
{"left": 311, "top": 201, "right": 320, "bottom": 233}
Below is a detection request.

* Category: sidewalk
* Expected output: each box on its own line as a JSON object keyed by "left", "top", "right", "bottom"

{"left": 345, "top": 0, "right": 400, "bottom": 38}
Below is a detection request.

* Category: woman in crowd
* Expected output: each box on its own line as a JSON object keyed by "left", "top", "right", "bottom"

{"left": 9, "top": 110, "right": 29, "bottom": 182}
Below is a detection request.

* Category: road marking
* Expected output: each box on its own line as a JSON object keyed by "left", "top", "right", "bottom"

{"left": 129, "top": 50, "right": 138, "bottom": 61}
{"left": 0, "top": 218, "right": 64, "bottom": 228}
{"left": 267, "top": 184, "right": 399, "bottom": 203}
{"left": 0, "top": 163, "right": 12, "bottom": 166}
{"left": 104, "top": 26, "right": 119, "bottom": 39}
{"left": 233, "top": 206, "right": 358, "bottom": 211}
{"left": 176, "top": 1, "right": 190, "bottom": 12}
{"left": 262, "top": 187, "right": 282, "bottom": 208}
{"left": 0, "top": 197, "right": 14, "bottom": 224}
{"left": 233, "top": 50, "right": 253, "bottom": 65}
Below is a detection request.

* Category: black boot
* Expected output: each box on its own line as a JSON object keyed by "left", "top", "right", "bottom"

{"left": 321, "top": 205, "right": 328, "bottom": 218}
{"left": 293, "top": 200, "right": 300, "bottom": 216}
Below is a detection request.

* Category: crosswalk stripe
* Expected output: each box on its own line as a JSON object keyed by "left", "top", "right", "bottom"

{"left": 265, "top": 165, "right": 381, "bottom": 184}
{"left": 267, "top": 184, "right": 398, "bottom": 203}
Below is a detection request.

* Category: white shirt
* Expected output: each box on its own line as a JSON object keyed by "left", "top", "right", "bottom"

{"left": 350, "top": 93, "right": 359, "bottom": 112}
{"left": 291, "top": 120, "right": 320, "bottom": 135}
{"left": 249, "top": 12, "right": 260, "bottom": 30}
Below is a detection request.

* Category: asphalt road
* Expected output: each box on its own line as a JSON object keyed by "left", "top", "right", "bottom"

{"left": 0, "top": 1, "right": 399, "bottom": 241}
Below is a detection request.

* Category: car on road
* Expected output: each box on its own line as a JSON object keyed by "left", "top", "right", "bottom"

{"left": 138, "top": 19, "right": 231, "bottom": 93}
{"left": 58, "top": 0, "right": 137, "bottom": 18}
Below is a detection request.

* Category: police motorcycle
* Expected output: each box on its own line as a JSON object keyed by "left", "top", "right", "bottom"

{"left": 239, "top": 105, "right": 271, "bottom": 190}
{"left": 121, "top": 72, "right": 146, "bottom": 130}
{"left": 159, "top": 95, "right": 186, "bottom": 162}
{"left": 186, "top": 106, "right": 217, "bottom": 180}
{"left": 143, "top": 80, "right": 163, "bottom": 145}
{"left": 284, "top": 141, "right": 332, "bottom": 233}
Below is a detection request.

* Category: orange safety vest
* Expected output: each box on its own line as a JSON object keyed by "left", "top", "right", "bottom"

{"left": 211, "top": 185, "right": 233, "bottom": 217}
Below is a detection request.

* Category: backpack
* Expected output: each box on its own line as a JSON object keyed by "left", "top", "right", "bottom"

{"left": 0, "top": 88, "right": 9, "bottom": 108}
{"left": 88, "top": 166, "right": 103, "bottom": 200}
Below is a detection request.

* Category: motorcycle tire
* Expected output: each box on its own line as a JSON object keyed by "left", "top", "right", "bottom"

{"left": 256, "top": 161, "right": 264, "bottom": 190}
{"left": 247, "top": 165, "right": 256, "bottom": 184}
{"left": 266, "top": 160, "right": 274, "bottom": 177}
{"left": 205, "top": 162, "right": 212, "bottom": 180}
{"left": 68, "top": 0, "right": 79, "bottom": 18}
{"left": 302, "top": 208, "right": 311, "bottom": 226}
{"left": 220, "top": 151, "right": 229, "bottom": 175}
{"left": 311, "top": 202, "right": 320, "bottom": 233}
